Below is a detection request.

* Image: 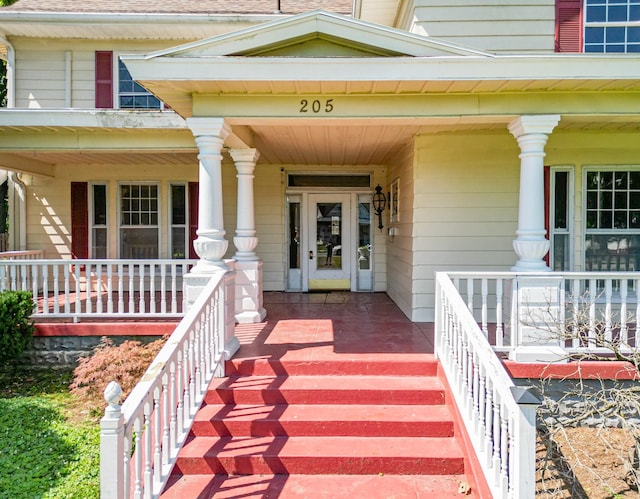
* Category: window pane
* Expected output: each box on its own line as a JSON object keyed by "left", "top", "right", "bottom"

{"left": 120, "top": 227, "right": 158, "bottom": 259}
{"left": 358, "top": 201, "right": 371, "bottom": 270}
{"left": 609, "top": 5, "right": 628, "bottom": 21}
{"left": 553, "top": 234, "right": 570, "bottom": 271}
{"left": 93, "top": 184, "right": 107, "bottom": 225}
{"left": 171, "top": 227, "right": 186, "bottom": 259}
{"left": 587, "top": 5, "right": 607, "bottom": 21}
{"left": 585, "top": 26, "right": 605, "bottom": 43}
{"left": 92, "top": 227, "right": 107, "bottom": 259}
{"left": 554, "top": 171, "right": 568, "bottom": 229}
{"left": 585, "top": 234, "right": 639, "bottom": 272}
{"left": 288, "top": 201, "right": 301, "bottom": 270}
{"left": 171, "top": 185, "right": 186, "bottom": 225}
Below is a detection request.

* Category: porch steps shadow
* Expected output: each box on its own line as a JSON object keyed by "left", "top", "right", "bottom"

{"left": 161, "top": 355, "right": 478, "bottom": 498}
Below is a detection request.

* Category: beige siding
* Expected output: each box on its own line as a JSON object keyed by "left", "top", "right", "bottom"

{"left": 410, "top": 132, "right": 520, "bottom": 321}
{"left": 405, "top": 0, "right": 556, "bottom": 54}
{"left": 13, "top": 38, "right": 185, "bottom": 109}
{"left": 385, "top": 143, "right": 414, "bottom": 319}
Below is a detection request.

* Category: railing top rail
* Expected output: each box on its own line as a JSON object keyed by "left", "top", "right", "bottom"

{"left": 445, "top": 270, "right": 640, "bottom": 279}
{"left": 120, "top": 272, "right": 224, "bottom": 420}
{"left": 436, "top": 271, "right": 519, "bottom": 407}
{"left": 0, "top": 258, "right": 198, "bottom": 265}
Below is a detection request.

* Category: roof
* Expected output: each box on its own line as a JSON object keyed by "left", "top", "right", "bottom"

{"left": 0, "top": 0, "right": 353, "bottom": 15}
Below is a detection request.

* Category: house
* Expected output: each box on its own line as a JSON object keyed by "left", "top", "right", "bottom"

{"left": 1, "top": 0, "right": 640, "bottom": 496}
{"left": 1, "top": 0, "right": 639, "bottom": 324}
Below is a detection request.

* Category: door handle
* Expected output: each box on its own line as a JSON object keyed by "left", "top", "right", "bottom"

{"left": 309, "top": 251, "right": 314, "bottom": 260}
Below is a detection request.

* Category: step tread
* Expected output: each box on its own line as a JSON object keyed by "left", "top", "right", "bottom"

{"left": 161, "top": 473, "right": 475, "bottom": 499}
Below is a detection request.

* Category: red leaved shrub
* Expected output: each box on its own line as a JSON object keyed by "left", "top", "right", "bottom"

{"left": 70, "top": 336, "right": 167, "bottom": 418}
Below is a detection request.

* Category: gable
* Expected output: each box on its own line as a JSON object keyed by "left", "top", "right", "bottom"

{"left": 144, "top": 10, "right": 493, "bottom": 59}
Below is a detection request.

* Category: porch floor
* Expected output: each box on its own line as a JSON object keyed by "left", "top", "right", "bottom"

{"left": 235, "top": 291, "right": 435, "bottom": 360}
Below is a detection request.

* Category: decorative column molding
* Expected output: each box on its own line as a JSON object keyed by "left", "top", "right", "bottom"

{"left": 187, "top": 117, "right": 231, "bottom": 272}
{"left": 229, "top": 147, "right": 266, "bottom": 323}
{"left": 229, "top": 148, "right": 260, "bottom": 261}
{"left": 508, "top": 115, "right": 560, "bottom": 272}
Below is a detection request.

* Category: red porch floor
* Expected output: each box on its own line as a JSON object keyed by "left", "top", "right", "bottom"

{"left": 235, "top": 291, "right": 435, "bottom": 360}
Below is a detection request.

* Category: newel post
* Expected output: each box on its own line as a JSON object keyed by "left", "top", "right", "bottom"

{"left": 510, "top": 386, "right": 542, "bottom": 499}
{"left": 100, "top": 381, "right": 124, "bottom": 499}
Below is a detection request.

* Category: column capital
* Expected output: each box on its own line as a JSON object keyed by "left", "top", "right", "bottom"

{"left": 508, "top": 115, "right": 560, "bottom": 139}
{"left": 186, "top": 117, "right": 232, "bottom": 140}
{"left": 229, "top": 148, "right": 260, "bottom": 165}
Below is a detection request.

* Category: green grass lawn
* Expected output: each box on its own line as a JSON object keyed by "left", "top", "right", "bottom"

{"left": 0, "top": 367, "right": 100, "bottom": 499}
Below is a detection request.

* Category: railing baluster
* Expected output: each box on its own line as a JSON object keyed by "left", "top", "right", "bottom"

{"left": 41, "top": 263, "right": 49, "bottom": 315}
{"left": 604, "top": 279, "right": 613, "bottom": 345}
{"left": 481, "top": 278, "right": 488, "bottom": 338}
{"left": 107, "top": 264, "right": 114, "bottom": 314}
{"left": 118, "top": 262, "right": 125, "bottom": 313}
{"left": 53, "top": 264, "right": 60, "bottom": 314}
{"left": 150, "top": 263, "right": 156, "bottom": 314}
{"left": 64, "top": 264, "right": 70, "bottom": 314}
{"left": 171, "top": 264, "right": 178, "bottom": 314}
{"left": 74, "top": 262, "right": 82, "bottom": 315}
{"left": 588, "top": 278, "right": 597, "bottom": 349}
{"left": 96, "top": 263, "right": 103, "bottom": 314}
{"left": 139, "top": 264, "right": 146, "bottom": 314}
{"left": 496, "top": 278, "right": 504, "bottom": 347}
{"left": 128, "top": 263, "right": 135, "bottom": 313}
{"left": 85, "top": 263, "right": 92, "bottom": 314}
{"left": 160, "top": 264, "right": 167, "bottom": 314}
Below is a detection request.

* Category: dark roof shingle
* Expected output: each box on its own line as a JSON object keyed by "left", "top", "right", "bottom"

{"left": 0, "top": 0, "right": 353, "bottom": 15}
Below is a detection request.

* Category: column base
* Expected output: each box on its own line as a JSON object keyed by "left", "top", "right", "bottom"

{"left": 234, "top": 259, "right": 266, "bottom": 324}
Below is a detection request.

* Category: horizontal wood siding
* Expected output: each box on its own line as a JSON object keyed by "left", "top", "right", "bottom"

{"left": 12, "top": 39, "right": 181, "bottom": 109}
{"left": 410, "top": 132, "right": 520, "bottom": 321}
{"left": 385, "top": 143, "right": 414, "bottom": 319}
{"left": 411, "top": 0, "right": 556, "bottom": 53}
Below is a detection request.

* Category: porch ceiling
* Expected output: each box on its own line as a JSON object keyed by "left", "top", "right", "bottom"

{"left": 2, "top": 115, "right": 640, "bottom": 178}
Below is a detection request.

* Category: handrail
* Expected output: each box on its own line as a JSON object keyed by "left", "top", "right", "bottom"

{"left": 100, "top": 270, "right": 230, "bottom": 499}
{"left": 0, "top": 249, "right": 45, "bottom": 260}
{"left": 435, "top": 271, "right": 540, "bottom": 499}
{"left": 0, "top": 258, "right": 197, "bottom": 319}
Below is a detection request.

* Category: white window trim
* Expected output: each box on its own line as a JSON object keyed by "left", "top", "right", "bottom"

{"left": 549, "top": 166, "right": 574, "bottom": 271}
{"left": 169, "top": 182, "right": 188, "bottom": 259}
{"left": 89, "top": 182, "right": 109, "bottom": 259}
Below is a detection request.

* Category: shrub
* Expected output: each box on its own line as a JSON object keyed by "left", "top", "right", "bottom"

{"left": 0, "top": 290, "right": 35, "bottom": 364}
{"left": 70, "top": 336, "right": 166, "bottom": 418}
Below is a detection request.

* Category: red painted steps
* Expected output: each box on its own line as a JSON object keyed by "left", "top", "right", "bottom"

{"left": 162, "top": 355, "right": 477, "bottom": 498}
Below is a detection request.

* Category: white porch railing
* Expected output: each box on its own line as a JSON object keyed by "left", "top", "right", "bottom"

{"left": 435, "top": 271, "right": 540, "bottom": 499}
{"left": 100, "top": 271, "right": 230, "bottom": 499}
{"left": 0, "top": 259, "right": 197, "bottom": 320}
{"left": 449, "top": 271, "right": 640, "bottom": 355}
{"left": 0, "top": 249, "right": 45, "bottom": 260}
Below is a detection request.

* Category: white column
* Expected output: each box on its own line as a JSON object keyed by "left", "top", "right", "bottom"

{"left": 508, "top": 115, "right": 560, "bottom": 272}
{"left": 229, "top": 148, "right": 266, "bottom": 323}
{"left": 187, "top": 117, "right": 231, "bottom": 272}
{"left": 184, "top": 117, "right": 239, "bottom": 359}
{"left": 230, "top": 148, "right": 260, "bottom": 261}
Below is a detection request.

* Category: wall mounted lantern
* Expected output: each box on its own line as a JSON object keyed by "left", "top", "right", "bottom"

{"left": 373, "top": 184, "right": 387, "bottom": 231}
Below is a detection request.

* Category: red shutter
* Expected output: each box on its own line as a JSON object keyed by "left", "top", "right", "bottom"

{"left": 188, "top": 182, "right": 199, "bottom": 259}
{"left": 95, "top": 51, "right": 113, "bottom": 108}
{"left": 555, "top": 0, "right": 583, "bottom": 52}
{"left": 71, "top": 182, "right": 89, "bottom": 259}
{"left": 544, "top": 166, "right": 550, "bottom": 267}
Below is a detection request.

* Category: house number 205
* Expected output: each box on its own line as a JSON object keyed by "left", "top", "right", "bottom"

{"left": 299, "top": 99, "right": 334, "bottom": 113}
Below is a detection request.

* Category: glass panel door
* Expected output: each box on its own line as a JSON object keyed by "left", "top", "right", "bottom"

{"left": 308, "top": 194, "right": 351, "bottom": 290}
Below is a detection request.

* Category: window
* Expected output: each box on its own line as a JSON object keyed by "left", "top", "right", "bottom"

{"left": 549, "top": 168, "right": 574, "bottom": 271}
{"left": 584, "top": 0, "right": 640, "bottom": 52}
{"left": 170, "top": 184, "right": 187, "bottom": 259}
{"left": 91, "top": 183, "right": 108, "bottom": 259}
{"left": 584, "top": 169, "right": 640, "bottom": 271}
{"left": 120, "top": 183, "right": 159, "bottom": 259}
{"left": 118, "top": 59, "right": 162, "bottom": 109}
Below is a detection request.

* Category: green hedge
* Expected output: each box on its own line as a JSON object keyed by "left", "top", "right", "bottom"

{"left": 0, "top": 290, "right": 35, "bottom": 364}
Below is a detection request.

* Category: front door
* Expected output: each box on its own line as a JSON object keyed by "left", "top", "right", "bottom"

{"left": 308, "top": 193, "right": 352, "bottom": 290}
